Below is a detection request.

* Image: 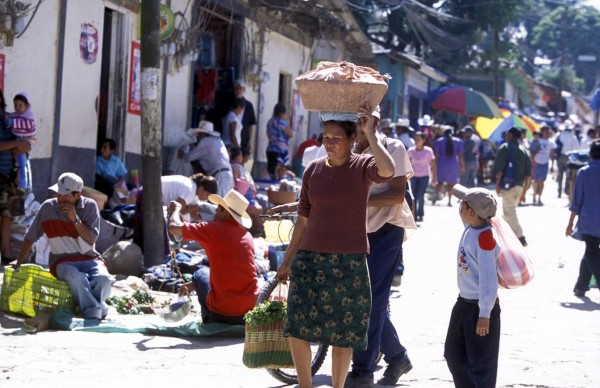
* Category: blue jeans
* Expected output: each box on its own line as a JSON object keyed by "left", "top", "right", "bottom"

{"left": 410, "top": 176, "right": 429, "bottom": 218}
{"left": 352, "top": 223, "right": 408, "bottom": 377}
{"left": 460, "top": 161, "right": 478, "bottom": 188}
{"left": 395, "top": 184, "right": 413, "bottom": 276}
{"left": 574, "top": 234, "right": 600, "bottom": 292}
{"left": 192, "top": 266, "right": 245, "bottom": 324}
{"left": 56, "top": 259, "right": 112, "bottom": 320}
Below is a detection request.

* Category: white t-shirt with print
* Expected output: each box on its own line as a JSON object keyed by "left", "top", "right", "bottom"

{"left": 534, "top": 138, "right": 556, "bottom": 164}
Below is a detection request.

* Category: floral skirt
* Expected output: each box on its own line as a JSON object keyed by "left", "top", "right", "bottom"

{"left": 283, "top": 250, "right": 371, "bottom": 350}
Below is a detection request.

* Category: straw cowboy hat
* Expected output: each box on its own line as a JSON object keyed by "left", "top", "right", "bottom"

{"left": 393, "top": 118, "right": 411, "bottom": 128}
{"left": 379, "top": 118, "right": 392, "bottom": 130}
{"left": 208, "top": 189, "right": 252, "bottom": 228}
{"left": 188, "top": 121, "right": 219, "bottom": 137}
{"left": 417, "top": 114, "right": 434, "bottom": 126}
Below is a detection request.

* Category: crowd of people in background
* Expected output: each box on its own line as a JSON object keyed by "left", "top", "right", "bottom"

{"left": 2, "top": 79, "right": 600, "bottom": 388}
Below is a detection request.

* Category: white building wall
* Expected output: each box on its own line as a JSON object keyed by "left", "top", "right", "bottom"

{"left": 59, "top": 2, "right": 106, "bottom": 151}
{"left": 1, "top": 0, "right": 60, "bottom": 159}
{"left": 247, "top": 22, "right": 311, "bottom": 166}
{"left": 160, "top": 0, "right": 193, "bottom": 149}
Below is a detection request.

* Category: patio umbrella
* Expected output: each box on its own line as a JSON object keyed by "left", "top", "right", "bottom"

{"left": 487, "top": 113, "right": 532, "bottom": 143}
{"left": 430, "top": 85, "right": 502, "bottom": 118}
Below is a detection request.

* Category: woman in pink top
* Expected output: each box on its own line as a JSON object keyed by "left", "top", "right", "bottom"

{"left": 407, "top": 131, "right": 437, "bottom": 222}
{"left": 275, "top": 110, "right": 395, "bottom": 388}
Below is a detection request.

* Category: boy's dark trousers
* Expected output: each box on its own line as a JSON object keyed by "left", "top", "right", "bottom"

{"left": 444, "top": 296, "right": 501, "bottom": 388}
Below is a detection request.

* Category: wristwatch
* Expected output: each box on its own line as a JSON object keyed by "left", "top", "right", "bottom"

{"left": 74, "top": 216, "right": 82, "bottom": 225}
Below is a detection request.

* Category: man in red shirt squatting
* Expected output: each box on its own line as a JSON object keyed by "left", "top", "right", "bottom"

{"left": 168, "top": 189, "right": 259, "bottom": 324}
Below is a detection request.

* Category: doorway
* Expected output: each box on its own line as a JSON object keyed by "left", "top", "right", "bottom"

{"left": 97, "top": 7, "right": 128, "bottom": 158}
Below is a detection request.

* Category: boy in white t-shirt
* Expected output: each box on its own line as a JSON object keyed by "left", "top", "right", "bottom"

{"left": 531, "top": 126, "right": 556, "bottom": 205}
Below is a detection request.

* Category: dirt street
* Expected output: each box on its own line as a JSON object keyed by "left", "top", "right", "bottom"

{"left": 1, "top": 178, "right": 599, "bottom": 387}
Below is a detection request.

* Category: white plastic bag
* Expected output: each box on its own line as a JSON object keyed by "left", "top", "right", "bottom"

{"left": 490, "top": 216, "right": 534, "bottom": 289}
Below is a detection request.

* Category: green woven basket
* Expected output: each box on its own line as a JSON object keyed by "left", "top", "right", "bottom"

{"left": 242, "top": 320, "right": 294, "bottom": 369}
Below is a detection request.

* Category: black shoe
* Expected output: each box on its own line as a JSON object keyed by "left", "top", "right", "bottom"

{"left": 518, "top": 236, "right": 528, "bottom": 247}
{"left": 377, "top": 358, "right": 413, "bottom": 386}
{"left": 344, "top": 371, "right": 373, "bottom": 388}
{"left": 573, "top": 288, "right": 586, "bottom": 297}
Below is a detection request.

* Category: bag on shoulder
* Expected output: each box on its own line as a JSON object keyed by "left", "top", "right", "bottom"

{"left": 490, "top": 216, "right": 534, "bottom": 289}
{"left": 501, "top": 145, "right": 517, "bottom": 189}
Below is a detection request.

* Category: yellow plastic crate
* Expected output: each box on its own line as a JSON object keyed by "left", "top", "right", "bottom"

{"left": 0, "top": 264, "right": 74, "bottom": 317}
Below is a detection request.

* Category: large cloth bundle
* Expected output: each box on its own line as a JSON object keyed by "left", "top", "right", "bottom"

{"left": 295, "top": 61, "right": 390, "bottom": 113}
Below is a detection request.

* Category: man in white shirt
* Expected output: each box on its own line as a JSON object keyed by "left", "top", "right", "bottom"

{"left": 346, "top": 110, "right": 416, "bottom": 387}
{"left": 531, "top": 126, "right": 556, "bottom": 205}
{"left": 555, "top": 124, "right": 580, "bottom": 197}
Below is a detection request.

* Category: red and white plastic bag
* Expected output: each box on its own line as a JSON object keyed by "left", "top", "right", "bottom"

{"left": 490, "top": 216, "right": 534, "bottom": 289}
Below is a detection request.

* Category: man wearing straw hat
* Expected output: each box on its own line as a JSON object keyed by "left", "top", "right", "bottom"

{"left": 168, "top": 189, "right": 259, "bottom": 324}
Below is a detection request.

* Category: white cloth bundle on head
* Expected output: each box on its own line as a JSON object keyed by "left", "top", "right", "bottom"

{"left": 319, "top": 112, "right": 359, "bottom": 122}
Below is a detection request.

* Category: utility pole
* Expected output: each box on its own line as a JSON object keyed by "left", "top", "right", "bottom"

{"left": 140, "top": 0, "right": 164, "bottom": 267}
{"left": 558, "top": 1, "right": 573, "bottom": 114}
{"left": 492, "top": 25, "right": 499, "bottom": 101}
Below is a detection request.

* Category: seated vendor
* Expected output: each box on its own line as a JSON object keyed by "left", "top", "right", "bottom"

{"left": 95, "top": 138, "right": 129, "bottom": 200}
{"left": 168, "top": 189, "right": 259, "bottom": 324}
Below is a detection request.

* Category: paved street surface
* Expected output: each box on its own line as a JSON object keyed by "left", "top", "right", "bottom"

{"left": 1, "top": 178, "right": 599, "bottom": 387}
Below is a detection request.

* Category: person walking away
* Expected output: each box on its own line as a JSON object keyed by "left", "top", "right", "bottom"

{"left": 555, "top": 123, "right": 580, "bottom": 198}
{"left": 12, "top": 173, "right": 113, "bottom": 320}
{"left": 408, "top": 131, "right": 437, "bottom": 222}
{"left": 444, "top": 184, "right": 501, "bottom": 388}
{"left": 493, "top": 126, "right": 532, "bottom": 247}
{"left": 275, "top": 110, "right": 395, "bottom": 388}
{"left": 346, "top": 110, "right": 415, "bottom": 387}
{"left": 168, "top": 189, "right": 259, "bottom": 324}
{"left": 433, "top": 128, "right": 465, "bottom": 206}
{"left": 566, "top": 139, "right": 600, "bottom": 297}
{"left": 11, "top": 92, "right": 36, "bottom": 191}
{"left": 530, "top": 126, "right": 556, "bottom": 206}
{"left": 266, "top": 103, "right": 294, "bottom": 180}
{"left": 233, "top": 79, "right": 257, "bottom": 165}
{"left": 0, "top": 89, "right": 31, "bottom": 264}
{"left": 459, "top": 125, "right": 480, "bottom": 188}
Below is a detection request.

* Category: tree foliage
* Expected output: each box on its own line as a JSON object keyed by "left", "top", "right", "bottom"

{"left": 529, "top": 4, "right": 600, "bottom": 92}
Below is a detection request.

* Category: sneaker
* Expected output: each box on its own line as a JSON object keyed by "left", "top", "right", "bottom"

{"left": 573, "top": 288, "right": 586, "bottom": 297}
{"left": 392, "top": 274, "right": 402, "bottom": 287}
{"left": 518, "top": 236, "right": 528, "bottom": 247}
{"left": 344, "top": 371, "right": 374, "bottom": 388}
{"left": 377, "top": 357, "right": 413, "bottom": 386}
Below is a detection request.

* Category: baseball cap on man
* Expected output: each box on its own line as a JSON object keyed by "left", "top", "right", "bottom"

{"left": 452, "top": 184, "right": 497, "bottom": 220}
{"left": 49, "top": 173, "right": 84, "bottom": 195}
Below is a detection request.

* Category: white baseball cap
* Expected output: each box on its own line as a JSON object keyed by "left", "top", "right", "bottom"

{"left": 49, "top": 173, "right": 84, "bottom": 195}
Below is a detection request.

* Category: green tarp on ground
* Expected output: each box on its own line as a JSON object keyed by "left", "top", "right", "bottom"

{"left": 47, "top": 309, "right": 244, "bottom": 338}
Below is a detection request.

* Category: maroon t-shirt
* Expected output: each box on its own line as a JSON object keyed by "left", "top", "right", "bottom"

{"left": 298, "top": 154, "right": 390, "bottom": 254}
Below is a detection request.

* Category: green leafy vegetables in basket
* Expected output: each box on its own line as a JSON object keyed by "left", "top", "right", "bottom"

{"left": 106, "top": 290, "right": 156, "bottom": 315}
{"left": 244, "top": 300, "right": 287, "bottom": 327}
